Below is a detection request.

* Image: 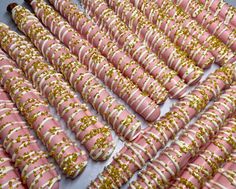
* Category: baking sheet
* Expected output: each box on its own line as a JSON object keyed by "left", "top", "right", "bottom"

{"left": 0, "top": 0, "right": 235, "bottom": 188}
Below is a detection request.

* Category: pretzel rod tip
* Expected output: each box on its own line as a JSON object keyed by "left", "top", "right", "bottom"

{"left": 7, "top": 3, "right": 17, "bottom": 13}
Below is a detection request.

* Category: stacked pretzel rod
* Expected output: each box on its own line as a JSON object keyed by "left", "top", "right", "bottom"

{"left": 0, "top": 0, "right": 234, "bottom": 187}
{"left": 27, "top": 0, "right": 169, "bottom": 105}
{"left": 204, "top": 150, "right": 236, "bottom": 188}
{"left": 0, "top": 48, "right": 87, "bottom": 178}
{"left": 31, "top": 1, "right": 186, "bottom": 102}
{"left": 88, "top": 64, "right": 235, "bottom": 188}
{"left": 172, "top": 0, "right": 236, "bottom": 51}
{"left": 130, "top": 84, "right": 236, "bottom": 188}
{"left": 0, "top": 22, "right": 117, "bottom": 161}
{"left": 25, "top": 0, "right": 181, "bottom": 103}
{"left": 171, "top": 114, "right": 236, "bottom": 188}
{"left": 0, "top": 87, "right": 60, "bottom": 189}
{"left": 199, "top": 0, "right": 236, "bottom": 27}
{"left": 0, "top": 144, "right": 25, "bottom": 189}
{"left": 101, "top": 0, "right": 205, "bottom": 85}
{"left": 85, "top": 0, "right": 215, "bottom": 69}
{"left": 9, "top": 4, "right": 161, "bottom": 124}
{"left": 29, "top": 0, "right": 188, "bottom": 100}
{"left": 130, "top": 0, "right": 236, "bottom": 65}
{"left": 48, "top": 0, "right": 203, "bottom": 86}
{"left": 74, "top": 0, "right": 188, "bottom": 99}
{"left": 51, "top": 0, "right": 235, "bottom": 68}
{"left": 127, "top": 0, "right": 216, "bottom": 69}
{"left": 147, "top": 0, "right": 236, "bottom": 66}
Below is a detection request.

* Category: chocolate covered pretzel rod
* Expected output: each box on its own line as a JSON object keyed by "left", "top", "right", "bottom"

{"left": 88, "top": 64, "right": 235, "bottom": 188}
{"left": 26, "top": 0, "right": 167, "bottom": 105}
{"left": 10, "top": 4, "right": 160, "bottom": 124}
{"left": 171, "top": 114, "right": 236, "bottom": 189}
{"left": 128, "top": 0, "right": 215, "bottom": 69}
{"left": 9, "top": 3, "right": 142, "bottom": 141}
{"left": 172, "top": 0, "right": 236, "bottom": 51}
{"left": 79, "top": 0, "right": 187, "bottom": 99}
{"left": 199, "top": 0, "right": 236, "bottom": 28}
{"left": 151, "top": 0, "right": 236, "bottom": 66}
{"left": 204, "top": 150, "right": 236, "bottom": 189}
{"left": 130, "top": 84, "right": 236, "bottom": 189}
{"left": 0, "top": 145, "right": 25, "bottom": 189}
{"left": 106, "top": 0, "right": 204, "bottom": 85}
{"left": 0, "top": 88, "right": 60, "bottom": 189}
{"left": 0, "top": 49, "right": 87, "bottom": 178}
{"left": 0, "top": 22, "right": 115, "bottom": 161}
{"left": 49, "top": 0, "right": 202, "bottom": 86}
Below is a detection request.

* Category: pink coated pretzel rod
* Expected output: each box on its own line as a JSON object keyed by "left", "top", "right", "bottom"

{"left": 26, "top": 1, "right": 167, "bottom": 106}
{"left": 0, "top": 145, "right": 25, "bottom": 189}
{"left": 48, "top": 0, "right": 202, "bottom": 86}
{"left": 199, "top": 0, "right": 236, "bottom": 28}
{"left": 0, "top": 88, "right": 60, "bottom": 189}
{"left": 151, "top": 0, "right": 236, "bottom": 66}
{"left": 129, "top": 0, "right": 215, "bottom": 69}
{"left": 106, "top": 0, "right": 204, "bottom": 85}
{"left": 204, "top": 150, "right": 236, "bottom": 189}
{"left": 172, "top": 0, "right": 236, "bottom": 51}
{"left": 80, "top": 0, "right": 187, "bottom": 99}
{"left": 29, "top": 0, "right": 168, "bottom": 105}
{"left": 28, "top": 0, "right": 167, "bottom": 106}
{"left": 0, "top": 21, "right": 115, "bottom": 162}
{"left": 9, "top": 4, "right": 142, "bottom": 141}
{"left": 88, "top": 64, "right": 235, "bottom": 188}
{"left": 10, "top": 4, "right": 160, "bottom": 124}
{"left": 171, "top": 114, "right": 236, "bottom": 189}
{"left": 0, "top": 49, "right": 88, "bottom": 178}
{"left": 130, "top": 84, "right": 236, "bottom": 189}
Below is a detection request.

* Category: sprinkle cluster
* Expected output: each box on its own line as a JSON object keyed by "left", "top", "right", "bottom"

{"left": 88, "top": 64, "right": 235, "bottom": 188}
{"left": 205, "top": 149, "right": 236, "bottom": 188}
{"left": 11, "top": 4, "right": 142, "bottom": 142}
{"left": 12, "top": 4, "right": 161, "bottom": 123}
